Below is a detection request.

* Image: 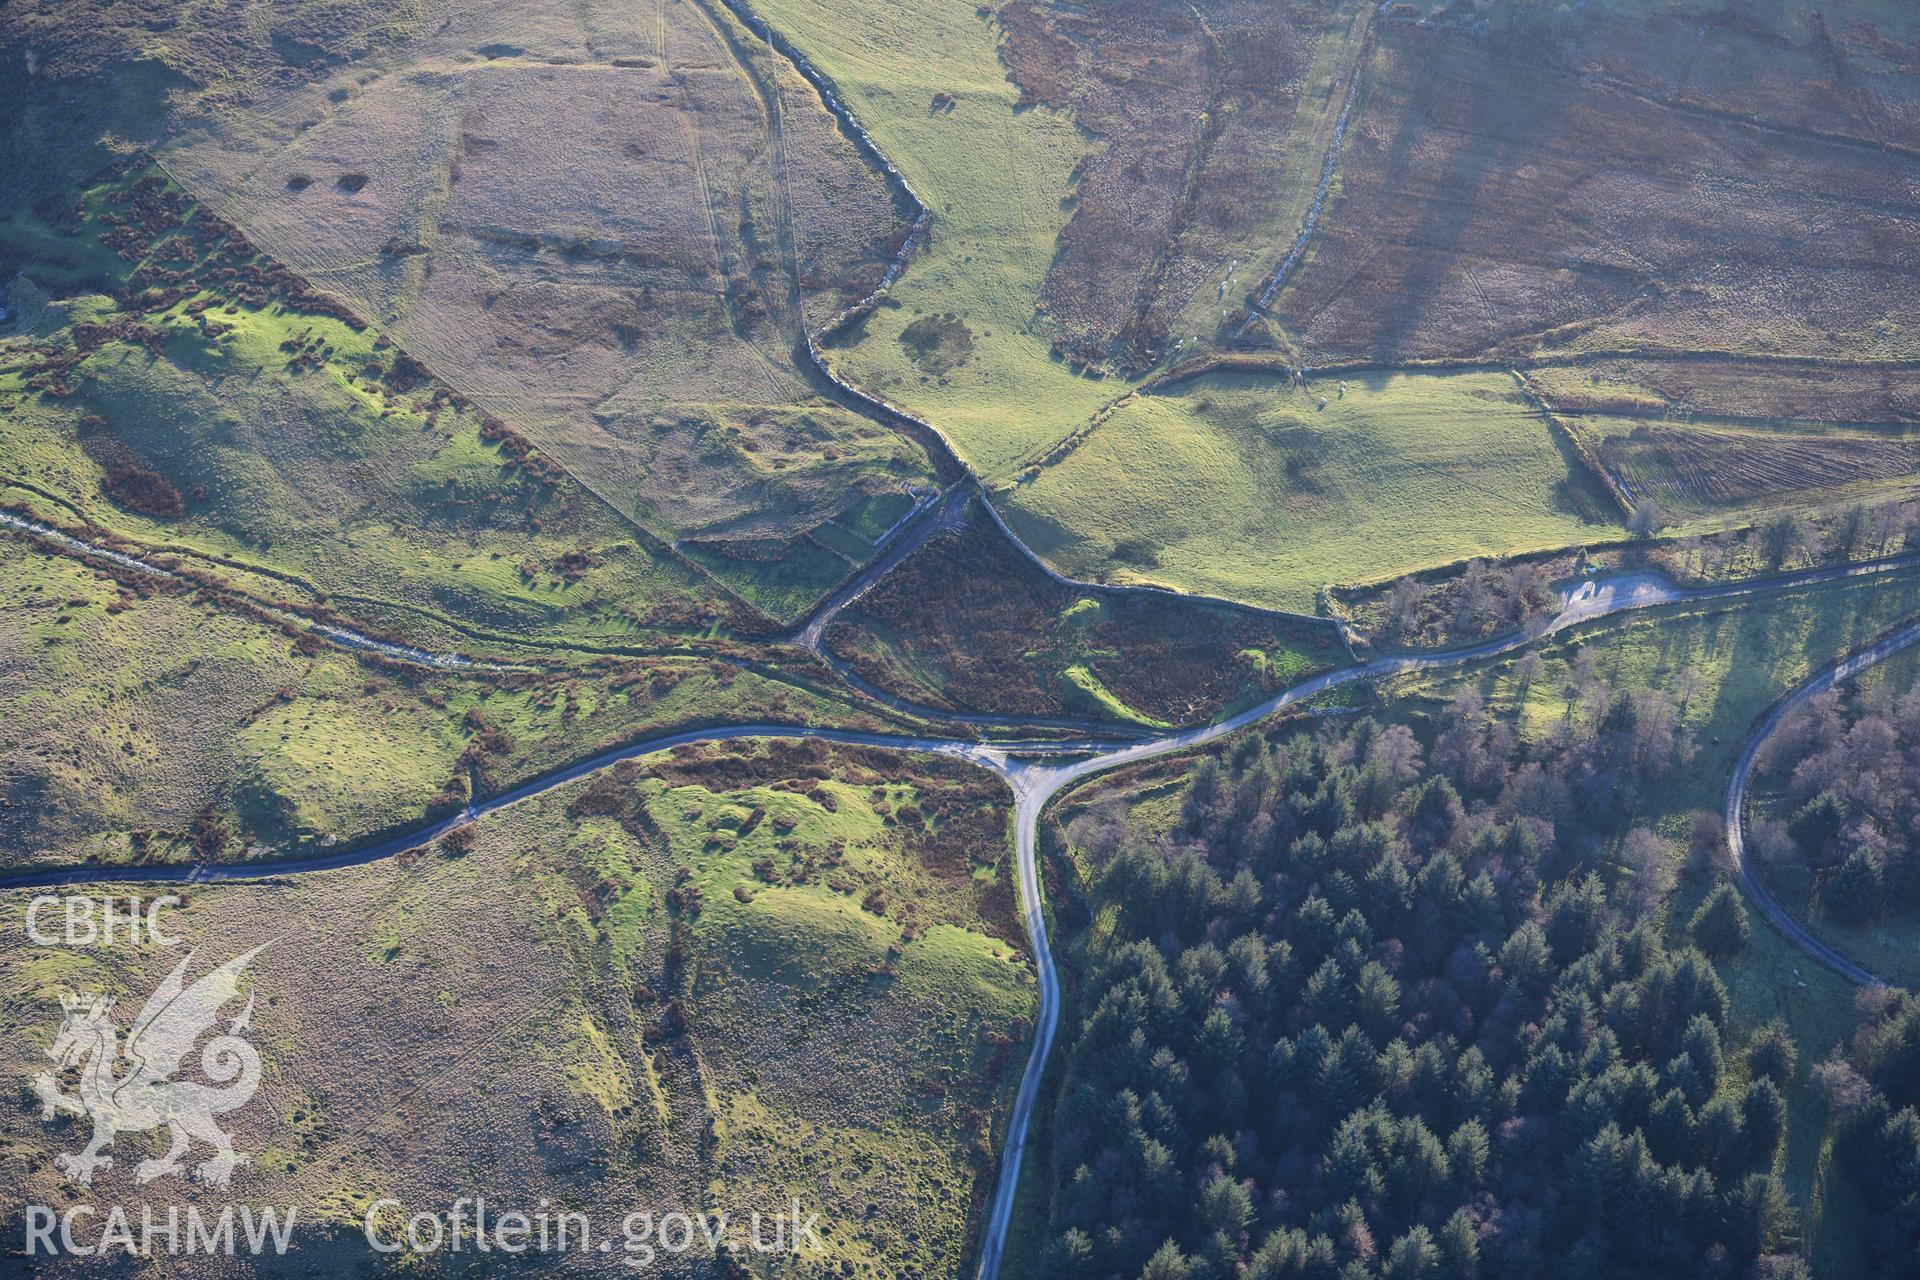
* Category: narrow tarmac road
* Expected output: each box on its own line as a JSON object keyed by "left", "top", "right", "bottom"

{"left": 1721, "top": 616, "right": 1920, "bottom": 989}
{"left": 6, "top": 553, "right": 1920, "bottom": 1278}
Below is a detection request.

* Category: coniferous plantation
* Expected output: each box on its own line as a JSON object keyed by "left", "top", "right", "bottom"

{"left": 1038, "top": 707, "right": 1821, "bottom": 1280}
{"left": 1829, "top": 988, "right": 1920, "bottom": 1270}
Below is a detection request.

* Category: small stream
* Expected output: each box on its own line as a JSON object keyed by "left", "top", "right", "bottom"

{"left": 1, "top": 510, "right": 500, "bottom": 671}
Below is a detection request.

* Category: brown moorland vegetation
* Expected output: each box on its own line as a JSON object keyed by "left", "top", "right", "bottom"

{"left": 999, "top": 0, "right": 1335, "bottom": 371}
{"left": 0, "top": 742, "right": 1028, "bottom": 1277}
{"left": 825, "top": 502, "right": 1346, "bottom": 725}
{"left": 1274, "top": 6, "right": 1920, "bottom": 380}
{"left": 161, "top": 0, "right": 930, "bottom": 584}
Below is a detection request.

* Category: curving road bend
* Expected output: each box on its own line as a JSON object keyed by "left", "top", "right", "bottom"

{"left": 971, "top": 552, "right": 1920, "bottom": 1278}
{"left": 1722, "top": 617, "right": 1920, "bottom": 989}
{"left": 7, "top": 552, "right": 1920, "bottom": 1276}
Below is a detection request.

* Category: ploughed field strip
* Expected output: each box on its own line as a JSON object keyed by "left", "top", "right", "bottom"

{"left": 1523, "top": 353, "right": 1920, "bottom": 426}
{"left": 1575, "top": 419, "right": 1920, "bottom": 515}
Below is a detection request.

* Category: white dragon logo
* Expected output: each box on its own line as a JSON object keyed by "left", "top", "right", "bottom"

{"left": 32, "top": 945, "right": 268, "bottom": 1188}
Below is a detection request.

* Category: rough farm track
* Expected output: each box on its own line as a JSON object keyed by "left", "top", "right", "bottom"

{"left": 12, "top": 534, "right": 1920, "bottom": 1277}
{"left": 788, "top": 485, "right": 971, "bottom": 651}
{"left": 1242, "top": 0, "right": 1392, "bottom": 328}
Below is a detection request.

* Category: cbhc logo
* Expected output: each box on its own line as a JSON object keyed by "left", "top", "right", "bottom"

{"left": 25, "top": 896, "right": 183, "bottom": 947}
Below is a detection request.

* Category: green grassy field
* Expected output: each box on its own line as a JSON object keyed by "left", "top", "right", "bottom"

{"left": 1000, "top": 369, "right": 1619, "bottom": 610}
{"left": 750, "top": 0, "right": 1125, "bottom": 475}
{"left": 744, "top": 0, "right": 1920, "bottom": 614}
